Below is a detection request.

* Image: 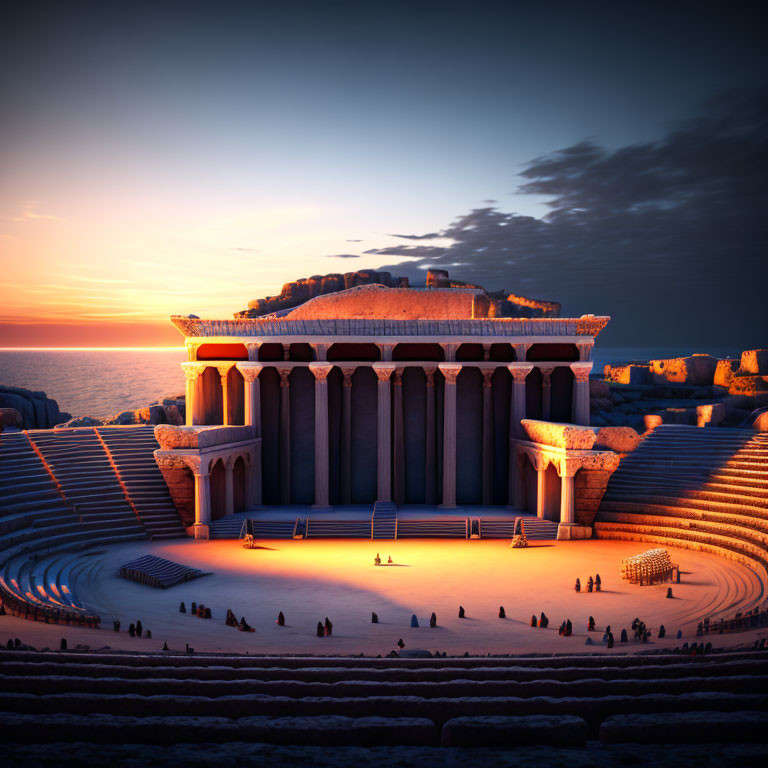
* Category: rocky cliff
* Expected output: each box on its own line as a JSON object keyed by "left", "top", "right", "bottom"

{"left": 0, "top": 385, "right": 70, "bottom": 429}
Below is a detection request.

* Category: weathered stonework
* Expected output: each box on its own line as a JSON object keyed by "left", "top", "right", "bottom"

{"left": 521, "top": 420, "right": 597, "bottom": 450}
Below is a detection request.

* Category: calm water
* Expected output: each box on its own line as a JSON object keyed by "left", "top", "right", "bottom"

{"left": 0, "top": 346, "right": 741, "bottom": 420}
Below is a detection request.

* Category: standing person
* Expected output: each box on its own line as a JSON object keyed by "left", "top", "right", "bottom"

{"left": 324, "top": 617, "right": 333, "bottom": 636}
{"left": 276, "top": 611, "right": 285, "bottom": 626}
{"left": 575, "top": 578, "right": 581, "bottom": 593}
{"left": 316, "top": 622, "right": 324, "bottom": 638}
{"left": 595, "top": 574, "right": 602, "bottom": 592}
{"left": 429, "top": 612, "right": 437, "bottom": 628}
{"left": 498, "top": 606, "right": 506, "bottom": 619}
{"left": 587, "top": 576, "right": 594, "bottom": 593}
{"left": 136, "top": 620, "right": 143, "bottom": 638}
{"left": 458, "top": 606, "right": 465, "bottom": 618}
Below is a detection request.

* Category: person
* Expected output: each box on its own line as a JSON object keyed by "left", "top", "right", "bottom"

{"left": 530, "top": 614, "right": 537, "bottom": 628}
{"left": 620, "top": 628, "right": 628, "bottom": 643}
{"left": 397, "top": 638, "right": 405, "bottom": 649}
{"left": 204, "top": 607, "right": 212, "bottom": 619}
{"left": 374, "top": 553, "right": 381, "bottom": 566}
{"left": 371, "top": 612, "right": 379, "bottom": 624}
{"left": 667, "top": 587, "right": 674, "bottom": 599}
{"left": 575, "top": 578, "right": 581, "bottom": 593}
{"left": 388, "top": 556, "right": 393, "bottom": 564}
{"left": 565, "top": 619, "right": 573, "bottom": 636}
{"left": 410, "top": 614, "right": 419, "bottom": 628}
{"left": 498, "top": 606, "right": 506, "bottom": 619}
{"left": 325, "top": 617, "right": 333, "bottom": 636}
{"left": 607, "top": 631, "right": 614, "bottom": 649}
{"left": 136, "top": 620, "right": 143, "bottom": 638}
{"left": 239, "top": 616, "right": 254, "bottom": 632}
{"left": 163, "top": 641, "right": 168, "bottom": 651}
{"left": 277, "top": 611, "right": 285, "bottom": 626}
{"left": 677, "top": 629, "right": 683, "bottom": 639}
{"left": 595, "top": 574, "right": 602, "bottom": 592}
{"left": 540, "top": 612, "right": 549, "bottom": 629}
{"left": 179, "top": 602, "right": 186, "bottom": 613}
{"left": 458, "top": 606, "right": 465, "bottom": 619}
{"left": 60, "top": 638, "right": 67, "bottom": 651}
{"left": 587, "top": 616, "right": 595, "bottom": 632}
{"left": 587, "top": 576, "right": 594, "bottom": 593}
{"left": 559, "top": 621, "right": 566, "bottom": 636}
{"left": 429, "top": 612, "right": 437, "bottom": 628}
{"left": 316, "top": 622, "right": 325, "bottom": 638}
{"left": 191, "top": 602, "right": 197, "bottom": 615}
{"left": 226, "top": 609, "right": 238, "bottom": 627}
{"left": 128, "top": 623, "right": 136, "bottom": 637}
{"left": 146, "top": 629, "right": 152, "bottom": 639}
{"left": 658, "top": 624, "right": 666, "bottom": 638}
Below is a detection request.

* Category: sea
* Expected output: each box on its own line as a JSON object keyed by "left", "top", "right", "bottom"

{"left": 0, "top": 346, "right": 742, "bottom": 420}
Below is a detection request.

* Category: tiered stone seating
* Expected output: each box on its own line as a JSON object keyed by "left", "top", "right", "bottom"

{"left": 305, "top": 519, "right": 373, "bottom": 538}
{"left": 596, "top": 425, "right": 768, "bottom": 595}
{"left": 119, "top": 554, "right": 210, "bottom": 588}
{"left": 28, "top": 429, "right": 146, "bottom": 540}
{"left": 397, "top": 518, "right": 469, "bottom": 538}
{"left": 97, "top": 426, "right": 185, "bottom": 538}
{"left": 0, "top": 648, "right": 765, "bottom": 753}
{"left": 372, "top": 502, "right": 397, "bottom": 538}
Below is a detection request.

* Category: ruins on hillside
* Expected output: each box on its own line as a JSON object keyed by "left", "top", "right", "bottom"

{"left": 160, "top": 269, "right": 610, "bottom": 538}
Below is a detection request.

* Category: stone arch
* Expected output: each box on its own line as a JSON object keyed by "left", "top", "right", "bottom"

{"left": 543, "top": 462, "right": 561, "bottom": 521}
{"left": 201, "top": 366, "right": 223, "bottom": 424}
{"left": 227, "top": 366, "right": 245, "bottom": 425}
{"left": 210, "top": 458, "right": 226, "bottom": 520}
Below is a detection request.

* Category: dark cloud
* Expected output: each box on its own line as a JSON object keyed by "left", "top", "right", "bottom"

{"left": 387, "top": 232, "right": 441, "bottom": 240}
{"left": 369, "top": 89, "right": 768, "bottom": 346}
{"left": 327, "top": 253, "right": 361, "bottom": 259}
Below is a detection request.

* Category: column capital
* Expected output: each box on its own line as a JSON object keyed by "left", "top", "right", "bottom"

{"left": 245, "top": 342, "right": 262, "bottom": 361}
{"left": 424, "top": 366, "right": 437, "bottom": 387}
{"left": 393, "top": 367, "right": 405, "bottom": 386}
{"left": 558, "top": 458, "right": 580, "bottom": 478}
{"left": 511, "top": 342, "right": 531, "bottom": 361}
{"left": 539, "top": 365, "right": 556, "bottom": 386}
{"left": 373, "top": 362, "right": 396, "bottom": 381}
{"left": 236, "top": 362, "right": 264, "bottom": 382}
{"left": 377, "top": 343, "right": 396, "bottom": 362}
{"left": 182, "top": 362, "right": 207, "bottom": 381}
{"left": 183, "top": 455, "right": 210, "bottom": 476}
{"left": 576, "top": 341, "right": 594, "bottom": 361}
{"left": 482, "top": 343, "right": 491, "bottom": 361}
{"left": 440, "top": 342, "right": 460, "bottom": 361}
{"left": 310, "top": 342, "right": 331, "bottom": 361}
{"left": 185, "top": 342, "right": 202, "bottom": 361}
{"left": 277, "top": 366, "right": 292, "bottom": 387}
{"left": 481, "top": 366, "right": 495, "bottom": 387}
{"left": 309, "top": 362, "right": 333, "bottom": 381}
{"left": 216, "top": 362, "right": 235, "bottom": 380}
{"left": 570, "top": 361, "right": 593, "bottom": 382}
{"left": 340, "top": 366, "right": 356, "bottom": 386}
{"left": 508, "top": 362, "right": 534, "bottom": 382}
{"left": 282, "top": 343, "right": 291, "bottom": 361}
{"left": 438, "top": 362, "right": 462, "bottom": 384}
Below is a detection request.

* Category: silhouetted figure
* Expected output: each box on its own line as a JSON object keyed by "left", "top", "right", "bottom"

{"left": 587, "top": 576, "right": 593, "bottom": 593}
{"left": 128, "top": 623, "right": 136, "bottom": 637}
{"left": 498, "top": 606, "right": 506, "bottom": 619}
{"left": 239, "top": 616, "right": 254, "bottom": 632}
{"left": 575, "top": 578, "right": 581, "bottom": 593}
{"left": 226, "top": 609, "right": 238, "bottom": 627}
{"left": 316, "top": 622, "right": 324, "bottom": 638}
{"left": 185, "top": 643, "right": 194, "bottom": 654}
{"left": 277, "top": 611, "right": 285, "bottom": 626}
{"left": 620, "top": 628, "right": 628, "bottom": 643}
{"left": 696, "top": 622, "right": 704, "bottom": 636}
{"left": 585, "top": 636, "right": 592, "bottom": 645}
{"left": 179, "top": 602, "right": 186, "bottom": 613}
{"left": 658, "top": 624, "right": 666, "bottom": 639}
{"left": 197, "top": 604, "right": 204, "bottom": 617}
{"left": 667, "top": 587, "right": 673, "bottom": 599}
{"left": 705, "top": 642, "right": 712, "bottom": 654}
{"left": 371, "top": 612, "right": 379, "bottom": 624}
{"left": 595, "top": 574, "right": 601, "bottom": 592}
{"left": 113, "top": 619, "right": 120, "bottom": 632}
{"left": 559, "top": 621, "right": 566, "bottom": 636}
{"left": 136, "top": 620, "right": 143, "bottom": 638}
{"left": 388, "top": 556, "right": 393, "bottom": 564}
{"left": 429, "top": 612, "right": 437, "bottom": 628}
{"left": 374, "top": 553, "right": 381, "bottom": 566}
{"left": 540, "top": 612, "right": 549, "bottom": 628}
{"left": 677, "top": 629, "right": 683, "bottom": 639}
{"left": 163, "top": 641, "right": 168, "bottom": 651}
{"left": 530, "top": 615, "right": 537, "bottom": 627}
{"left": 6, "top": 639, "right": 12, "bottom": 649}
{"left": 324, "top": 618, "right": 333, "bottom": 636}
{"left": 397, "top": 638, "right": 405, "bottom": 649}
{"left": 60, "top": 638, "right": 67, "bottom": 650}
{"left": 458, "top": 606, "right": 465, "bottom": 618}
{"left": 190, "top": 602, "right": 197, "bottom": 615}
{"left": 146, "top": 629, "right": 152, "bottom": 639}
{"left": 588, "top": 616, "right": 595, "bottom": 632}
{"left": 566, "top": 619, "right": 573, "bottom": 636}
{"left": 204, "top": 607, "right": 212, "bottom": 619}
{"left": 607, "top": 631, "right": 614, "bottom": 649}
{"left": 410, "top": 614, "right": 419, "bottom": 628}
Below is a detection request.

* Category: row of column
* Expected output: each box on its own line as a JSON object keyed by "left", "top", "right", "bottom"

{"left": 182, "top": 359, "right": 593, "bottom": 509}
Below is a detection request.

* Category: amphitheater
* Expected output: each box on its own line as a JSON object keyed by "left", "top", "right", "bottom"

{"left": 1, "top": 274, "right": 767, "bottom": 763}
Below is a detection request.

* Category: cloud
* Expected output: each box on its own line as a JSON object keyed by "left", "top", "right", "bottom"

{"left": 6, "top": 203, "right": 63, "bottom": 223}
{"left": 346, "top": 239, "right": 363, "bottom": 242}
{"left": 368, "top": 88, "right": 768, "bottom": 346}
{"left": 234, "top": 247, "right": 259, "bottom": 253}
{"left": 326, "top": 253, "right": 361, "bottom": 259}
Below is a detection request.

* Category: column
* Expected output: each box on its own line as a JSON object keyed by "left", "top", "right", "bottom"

{"left": 570, "top": 362, "right": 593, "bottom": 426}
{"left": 278, "top": 366, "right": 292, "bottom": 505}
{"left": 424, "top": 367, "right": 437, "bottom": 505}
{"left": 217, "top": 363, "right": 235, "bottom": 426}
{"left": 340, "top": 367, "right": 355, "bottom": 505}
{"left": 508, "top": 362, "right": 534, "bottom": 438}
{"left": 182, "top": 363, "right": 206, "bottom": 426}
{"left": 440, "top": 342, "right": 460, "bottom": 361}
{"left": 236, "top": 363, "right": 263, "bottom": 436}
{"left": 377, "top": 343, "right": 396, "bottom": 362}
{"left": 246, "top": 445, "right": 262, "bottom": 508}
{"left": 310, "top": 362, "right": 332, "bottom": 509}
{"left": 559, "top": 468, "right": 576, "bottom": 525}
{"left": 511, "top": 342, "right": 531, "bottom": 362}
{"left": 311, "top": 343, "right": 331, "bottom": 361}
{"left": 482, "top": 343, "right": 491, "bottom": 361}
{"left": 245, "top": 342, "right": 262, "bottom": 362}
{"left": 540, "top": 366, "right": 555, "bottom": 422}
{"left": 576, "top": 341, "right": 594, "bottom": 361}
{"left": 536, "top": 461, "right": 547, "bottom": 519}
{"left": 439, "top": 362, "right": 461, "bottom": 509}
{"left": 224, "top": 456, "right": 234, "bottom": 516}
{"left": 186, "top": 342, "right": 200, "bottom": 362}
{"left": 373, "top": 363, "right": 395, "bottom": 503}
{"left": 481, "top": 367, "right": 494, "bottom": 505}
{"left": 191, "top": 463, "right": 211, "bottom": 539}
{"left": 282, "top": 344, "right": 291, "bottom": 361}
{"left": 393, "top": 368, "right": 405, "bottom": 506}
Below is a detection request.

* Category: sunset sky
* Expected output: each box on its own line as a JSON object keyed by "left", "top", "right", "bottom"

{"left": 1, "top": 1, "right": 765, "bottom": 347}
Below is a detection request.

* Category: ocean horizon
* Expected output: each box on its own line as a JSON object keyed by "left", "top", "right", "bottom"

{"left": 0, "top": 345, "right": 742, "bottom": 421}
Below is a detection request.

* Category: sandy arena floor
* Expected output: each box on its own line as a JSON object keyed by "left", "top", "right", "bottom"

{"left": 4, "top": 538, "right": 766, "bottom": 655}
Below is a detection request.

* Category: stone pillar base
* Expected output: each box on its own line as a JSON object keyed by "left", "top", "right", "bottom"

{"left": 556, "top": 523, "right": 592, "bottom": 540}
{"left": 193, "top": 523, "right": 210, "bottom": 540}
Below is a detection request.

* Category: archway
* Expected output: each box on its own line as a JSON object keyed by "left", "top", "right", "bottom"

{"left": 210, "top": 459, "right": 226, "bottom": 520}
{"left": 233, "top": 455, "right": 246, "bottom": 513}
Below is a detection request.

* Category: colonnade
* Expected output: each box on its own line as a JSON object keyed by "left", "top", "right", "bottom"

{"left": 182, "top": 349, "right": 593, "bottom": 509}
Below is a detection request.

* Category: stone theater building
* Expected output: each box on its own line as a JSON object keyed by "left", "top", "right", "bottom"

{"left": 158, "top": 269, "right": 613, "bottom": 538}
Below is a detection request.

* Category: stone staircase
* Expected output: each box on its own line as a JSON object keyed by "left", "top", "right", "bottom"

{"left": 0, "top": 648, "right": 766, "bottom": 759}
{"left": 96, "top": 426, "right": 185, "bottom": 539}
{"left": 595, "top": 425, "right": 768, "bottom": 582}
{"left": 210, "top": 517, "right": 297, "bottom": 539}
{"left": 305, "top": 518, "right": 373, "bottom": 538}
{"left": 372, "top": 502, "right": 397, "bottom": 539}
{"left": 397, "top": 518, "right": 468, "bottom": 538}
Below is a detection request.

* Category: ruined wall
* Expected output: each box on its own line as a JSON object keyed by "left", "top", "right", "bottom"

{"left": 158, "top": 465, "right": 195, "bottom": 527}
{"left": 574, "top": 469, "right": 614, "bottom": 527}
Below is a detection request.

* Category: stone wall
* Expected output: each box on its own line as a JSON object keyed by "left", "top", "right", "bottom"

{"left": 574, "top": 469, "right": 613, "bottom": 528}
{"left": 157, "top": 465, "right": 195, "bottom": 527}
{"left": 0, "top": 385, "right": 69, "bottom": 429}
